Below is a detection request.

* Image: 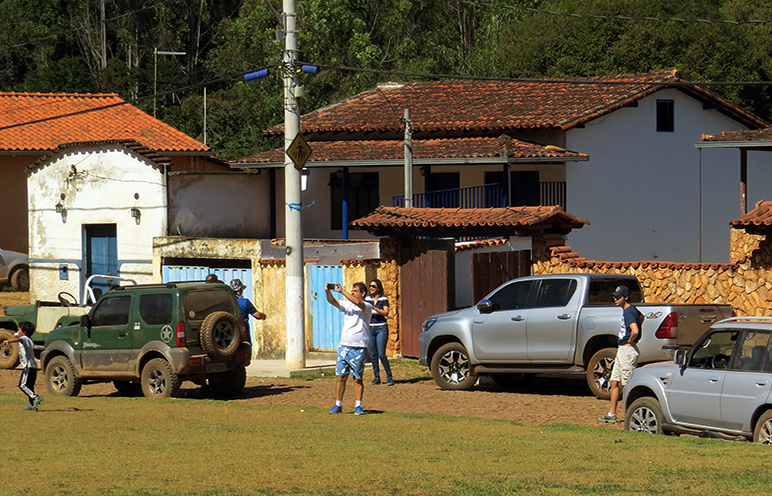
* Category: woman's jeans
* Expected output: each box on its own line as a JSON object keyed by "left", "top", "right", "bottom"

{"left": 369, "top": 324, "right": 392, "bottom": 382}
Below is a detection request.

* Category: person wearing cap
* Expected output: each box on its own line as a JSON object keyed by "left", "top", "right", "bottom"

{"left": 599, "top": 285, "right": 644, "bottom": 424}
{"left": 229, "top": 279, "right": 266, "bottom": 344}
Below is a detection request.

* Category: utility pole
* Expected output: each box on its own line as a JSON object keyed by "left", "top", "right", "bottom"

{"left": 403, "top": 109, "right": 413, "bottom": 208}
{"left": 283, "top": 0, "right": 306, "bottom": 370}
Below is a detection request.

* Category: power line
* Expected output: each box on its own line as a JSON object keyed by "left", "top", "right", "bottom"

{"left": 458, "top": 0, "right": 772, "bottom": 25}
{"left": 4, "top": 62, "right": 772, "bottom": 133}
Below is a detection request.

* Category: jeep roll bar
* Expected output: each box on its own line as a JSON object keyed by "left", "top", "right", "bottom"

{"left": 82, "top": 274, "right": 138, "bottom": 306}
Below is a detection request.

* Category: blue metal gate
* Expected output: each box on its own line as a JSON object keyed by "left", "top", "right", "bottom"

{"left": 162, "top": 266, "right": 255, "bottom": 340}
{"left": 308, "top": 264, "right": 344, "bottom": 351}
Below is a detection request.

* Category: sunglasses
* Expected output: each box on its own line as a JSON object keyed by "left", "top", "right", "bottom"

{"left": 369, "top": 285, "right": 378, "bottom": 288}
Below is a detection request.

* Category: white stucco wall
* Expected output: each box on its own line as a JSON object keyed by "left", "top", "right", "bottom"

{"left": 565, "top": 88, "right": 772, "bottom": 263}
{"left": 27, "top": 144, "right": 167, "bottom": 301}
{"left": 168, "top": 171, "right": 271, "bottom": 238}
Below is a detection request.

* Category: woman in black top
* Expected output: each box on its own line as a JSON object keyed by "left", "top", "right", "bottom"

{"left": 366, "top": 279, "right": 394, "bottom": 385}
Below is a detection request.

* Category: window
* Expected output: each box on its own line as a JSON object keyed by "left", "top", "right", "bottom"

{"left": 139, "top": 294, "right": 173, "bottom": 325}
{"left": 488, "top": 280, "right": 534, "bottom": 311}
{"left": 330, "top": 172, "right": 379, "bottom": 230}
{"left": 586, "top": 279, "right": 643, "bottom": 305}
{"left": 689, "top": 330, "right": 738, "bottom": 369}
{"left": 534, "top": 279, "right": 577, "bottom": 308}
{"left": 657, "top": 100, "right": 674, "bottom": 132}
{"left": 91, "top": 295, "right": 131, "bottom": 326}
{"left": 732, "top": 331, "right": 772, "bottom": 371}
{"left": 184, "top": 289, "right": 234, "bottom": 321}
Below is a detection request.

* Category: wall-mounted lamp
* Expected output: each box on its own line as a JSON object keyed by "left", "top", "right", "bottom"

{"left": 301, "top": 168, "right": 310, "bottom": 191}
{"left": 55, "top": 193, "right": 67, "bottom": 222}
{"left": 130, "top": 207, "right": 141, "bottom": 225}
{"left": 334, "top": 168, "right": 344, "bottom": 180}
{"left": 419, "top": 166, "right": 427, "bottom": 177}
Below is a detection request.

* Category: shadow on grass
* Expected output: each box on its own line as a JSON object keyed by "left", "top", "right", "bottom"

{"left": 469, "top": 375, "right": 598, "bottom": 398}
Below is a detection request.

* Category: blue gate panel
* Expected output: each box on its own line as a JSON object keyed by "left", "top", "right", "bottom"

{"left": 308, "top": 265, "right": 344, "bottom": 351}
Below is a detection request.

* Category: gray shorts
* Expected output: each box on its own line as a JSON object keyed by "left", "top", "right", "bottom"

{"left": 610, "top": 345, "right": 640, "bottom": 386}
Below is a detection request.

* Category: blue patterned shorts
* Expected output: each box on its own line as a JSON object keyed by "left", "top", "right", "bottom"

{"left": 336, "top": 345, "right": 366, "bottom": 379}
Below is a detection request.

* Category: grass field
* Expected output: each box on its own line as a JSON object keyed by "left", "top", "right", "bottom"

{"left": 2, "top": 392, "right": 772, "bottom": 496}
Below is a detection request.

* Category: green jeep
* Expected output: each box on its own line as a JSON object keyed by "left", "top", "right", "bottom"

{"left": 40, "top": 281, "right": 250, "bottom": 399}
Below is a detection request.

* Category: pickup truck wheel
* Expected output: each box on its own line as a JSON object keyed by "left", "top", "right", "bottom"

{"left": 753, "top": 410, "right": 772, "bottom": 444}
{"left": 200, "top": 311, "right": 241, "bottom": 360}
{"left": 624, "top": 397, "right": 663, "bottom": 434}
{"left": 430, "top": 342, "right": 477, "bottom": 390}
{"left": 0, "top": 330, "right": 20, "bottom": 369}
{"left": 113, "top": 380, "right": 142, "bottom": 397}
{"left": 45, "top": 356, "right": 82, "bottom": 396}
{"left": 141, "top": 358, "right": 180, "bottom": 398}
{"left": 208, "top": 366, "right": 247, "bottom": 397}
{"left": 10, "top": 267, "right": 29, "bottom": 292}
{"left": 587, "top": 348, "right": 616, "bottom": 400}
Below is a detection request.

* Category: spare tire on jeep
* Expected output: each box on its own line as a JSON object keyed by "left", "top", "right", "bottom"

{"left": 200, "top": 311, "right": 241, "bottom": 359}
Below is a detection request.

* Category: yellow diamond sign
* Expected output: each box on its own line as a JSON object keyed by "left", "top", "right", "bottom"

{"left": 286, "top": 133, "right": 312, "bottom": 171}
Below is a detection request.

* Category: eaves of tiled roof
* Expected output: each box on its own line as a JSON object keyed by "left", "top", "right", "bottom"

{"left": 729, "top": 200, "right": 772, "bottom": 232}
{"left": 0, "top": 92, "right": 209, "bottom": 153}
{"left": 700, "top": 128, "right": 772, "bottom": 149}
{"left": 232, "top": 135, "right": 586, "bottom": 166}
{"left": 27, "top": 139, "right": 172, "bottom": 173}
{"left": 350, "top": 205, "right": 589, "bottom": 237}
{"left": 551, "top": 243, "right": 729, "bottom": 270}
{"left": 455, "top": 238, "right": 509, "bottom": 252}
{"left": 264, "top": 70, "right": 767, "bottom": 137}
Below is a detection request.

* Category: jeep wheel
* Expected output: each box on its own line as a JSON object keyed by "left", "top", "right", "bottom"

{"left": 208, "top": 366, "right": 247, "bottom": 397}
{"left": 10, "top": 267, "right": 29, "bottom": 292}
{"left": 587, "top": 348, "right": 616, "bottom": 400}
{"left": 0, "top": 330, "right": 20, "bottom": 370}
{"left": 200, "top": 311, "right": 241, "bottom": 360}
{"left": 113, "top": 380, "right": 142, "bottom": 397}
{"left": 624, "top": 397, "right": 664, "bottom": 435}
{"left": 430, "top": 342, "right": 477, "bottom": 390}
{"left": 141, "top": 358, "right": 180, "bottom": 398}
{"left": 45, "top": 356, "right": 82, "bottom": 396}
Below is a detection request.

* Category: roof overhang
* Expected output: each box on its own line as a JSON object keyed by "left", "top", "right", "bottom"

{"left": 231, "top": 155, "right": 587, "bottom": 169}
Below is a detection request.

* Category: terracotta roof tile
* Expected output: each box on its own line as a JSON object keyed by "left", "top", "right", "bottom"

{"left": 455, "top": 238, "right": 509, "bottom": 252}
{"left": 730, "top": 200, "right": 772, "bottom": 229}
{"left": 265, "top": 70, "right": 766, "bottom": 136}
{"left": 0, "top": 92, "right": 209, "bottom": 153}
{"left": 233, "top": 136, "right": 585, "bottom": 164}
{"left": 702, "top": 128, "right": 772, "bottom": 142}
{"left": 351, "top": 206, "right": 589, "bottom": 237}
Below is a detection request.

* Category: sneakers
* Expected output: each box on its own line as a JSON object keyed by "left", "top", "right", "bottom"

{"left": 598, "top": 413, "right": 617, "bottom": 423}
{"left": 354, "top": 406, "right": 365, "bottom": 415}
{"left": 385, "top": 380, "right": 395, "bottom": 386}
{"left": 369, "top": 379, "right": 381, "bottom": 385}
{"left": 24, "top": 397, "right": 43, "bottom": 412}
{"left": 329, "top": 405, "right": 342, "bottom": 415}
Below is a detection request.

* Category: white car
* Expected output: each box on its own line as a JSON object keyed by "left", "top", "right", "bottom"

{"left": 0, "top": 248, "right": 29, "bottom": 291}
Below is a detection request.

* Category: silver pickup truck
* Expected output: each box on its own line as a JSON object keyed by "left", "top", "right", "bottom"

{"left": 418, "top": 273, "right": 734, "bottom": 398}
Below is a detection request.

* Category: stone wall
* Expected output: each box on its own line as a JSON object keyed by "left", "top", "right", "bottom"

{"left": 532, "top": 229, "right": 772, "bottom": 316}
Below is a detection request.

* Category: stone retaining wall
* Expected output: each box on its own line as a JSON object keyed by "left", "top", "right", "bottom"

{"left": 532, "top": 229, "right": 772, "bottom": 316}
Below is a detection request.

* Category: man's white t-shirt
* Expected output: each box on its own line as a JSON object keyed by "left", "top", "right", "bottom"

{"left": 338, "top": 299, "right": 372, "bottom": 348}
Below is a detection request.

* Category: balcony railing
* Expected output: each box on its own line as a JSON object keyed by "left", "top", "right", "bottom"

{"left": 393, "top": 182, "right": 566, "bottom": 209}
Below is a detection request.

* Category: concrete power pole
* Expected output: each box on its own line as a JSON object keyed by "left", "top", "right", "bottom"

{"left": 404, "top": 108, "right": 413, "bottom": 208}
{"left": 283, "top": 0, "right": 306, "bottom": 370}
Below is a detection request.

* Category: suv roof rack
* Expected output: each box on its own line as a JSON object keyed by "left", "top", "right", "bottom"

{"left": 717, "top": 316, "right": 772, "bottom": 324}
{"left": 111, "top": 282, "right": 179, "bottom": 291}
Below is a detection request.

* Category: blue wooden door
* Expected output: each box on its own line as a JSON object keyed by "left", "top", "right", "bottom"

{"left": 84, "top": 224, "right": 118, "bottom": 298}
{"left": 308, "top": 264, "right": 344, "bottom": 351}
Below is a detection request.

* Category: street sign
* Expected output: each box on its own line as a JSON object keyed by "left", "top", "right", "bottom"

{"left": 286, "top": 133, "right": 312, "bottom": 170}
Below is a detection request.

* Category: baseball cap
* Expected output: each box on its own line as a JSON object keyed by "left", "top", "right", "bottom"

{"left": 612, "top": 285, "right": 630, "bottom": 299}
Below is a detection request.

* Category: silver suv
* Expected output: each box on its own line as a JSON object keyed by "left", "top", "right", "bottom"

{"left": 625, "top": 317, "right": 772, "bottom": 443}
